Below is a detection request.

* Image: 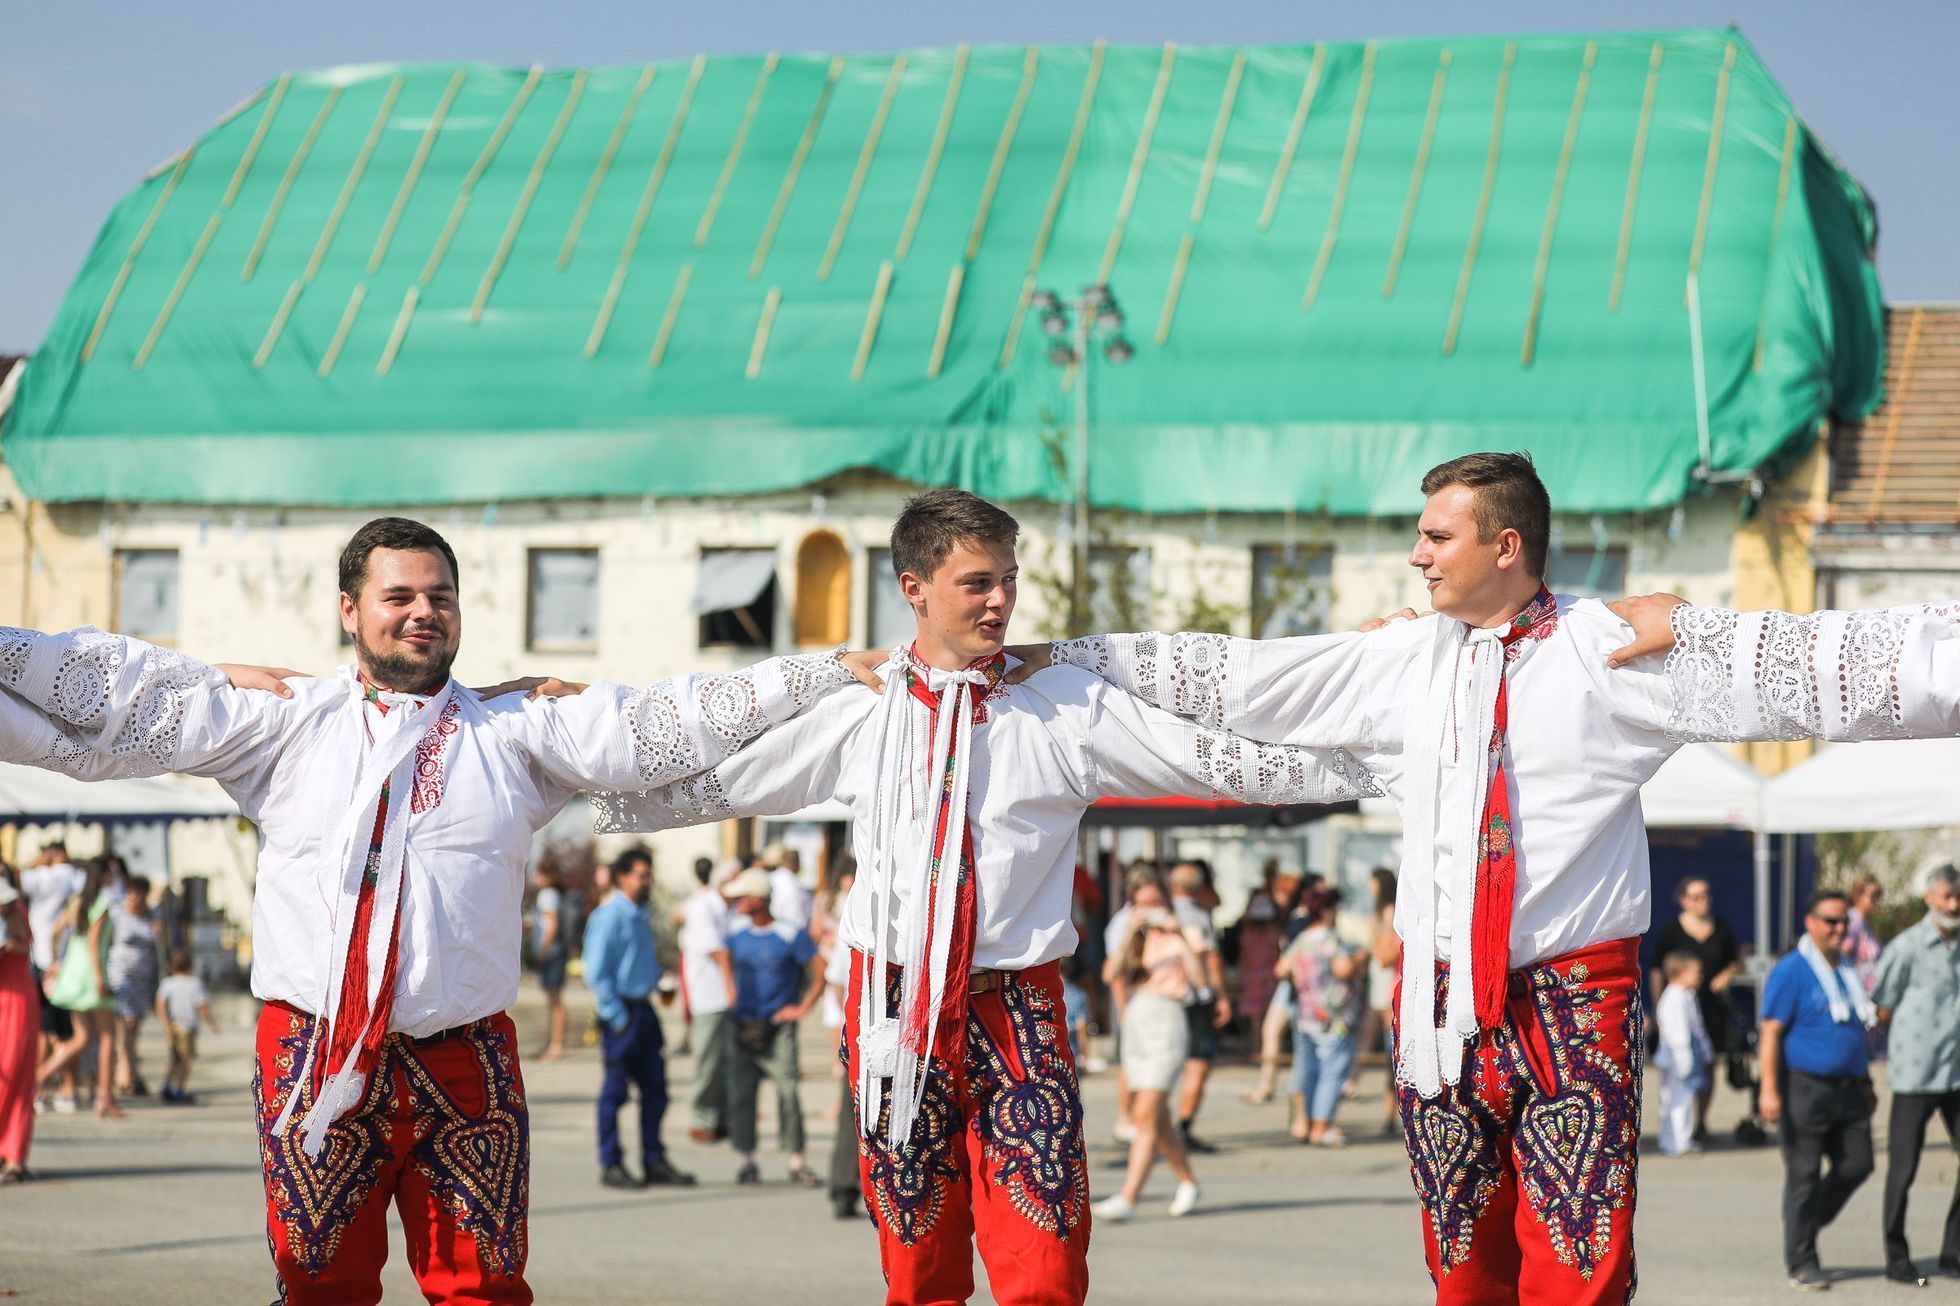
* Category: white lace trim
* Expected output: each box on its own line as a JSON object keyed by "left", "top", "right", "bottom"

{"left": 590, "top": 648, "right": 853, "bottom": 832}
{"left": 1663, "top": 605, "right": 1739, "bottom": 741}
{"left": 1052, "top": 631, "right": 1232, "bottom": 729}
{"left": 0, "top": 627, "right": 208, "bottom": 777}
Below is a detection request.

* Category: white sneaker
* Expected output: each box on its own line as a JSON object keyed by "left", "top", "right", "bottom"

{"left": 52, "top": 1095, "right": 77, "bottom": 1115}
{"left": 1093, "top": 1195, "right": 1135, "bottom": 1222}
{"left": 1168, "top": 1181, "right": 1201, "bottom": 1217}
{"left": 1112, "top": 1120, "right": 1138, "bottom": 1143}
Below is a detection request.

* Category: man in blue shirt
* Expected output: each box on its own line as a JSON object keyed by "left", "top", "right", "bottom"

{"left": 1762, "top": 889, "right": 1878, "bottom": 1291}
{"left": 582, "top": 847, "right": 694, "bottom": 1189}
{"left": 722, "top": 868, "right": 825, "bottom": 1187}
{"left": 1872, "top": 863, "right": 1960, "bottom": 1284}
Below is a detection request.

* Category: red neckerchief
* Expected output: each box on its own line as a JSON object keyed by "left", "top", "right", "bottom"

{"left": 1470, "top": 588, "right": 1556, "bottom": 1031}
{"left": 899, "top": 650, "right": 1003, "bottom": 1058}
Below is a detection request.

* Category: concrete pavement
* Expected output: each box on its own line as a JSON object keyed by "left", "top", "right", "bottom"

{"left": 3, "top": 984, "right": 1955, "bottom": 1304}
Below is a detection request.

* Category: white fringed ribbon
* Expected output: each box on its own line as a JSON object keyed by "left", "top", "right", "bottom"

{"left": 1393, "top": 620, "right": 1506, "bottom": 1102}
{"left": 854, "top": 648, "right": 988, "bottom": 1149}
{"left": 270, "top": 675, "right": 455, "bottom": 1158}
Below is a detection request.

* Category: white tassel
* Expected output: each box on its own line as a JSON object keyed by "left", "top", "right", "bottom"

{"left": 298, "top": 1062, "right": 368, "bottom": 1159}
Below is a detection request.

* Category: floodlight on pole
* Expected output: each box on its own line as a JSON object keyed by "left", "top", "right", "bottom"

{"left": 1028, "top": 284, "right": 1134, "bottom": 635}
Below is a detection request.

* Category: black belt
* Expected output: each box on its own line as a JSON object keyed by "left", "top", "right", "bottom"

{"left": 409, "top": 1017, "right": 488, "bottom": 1048}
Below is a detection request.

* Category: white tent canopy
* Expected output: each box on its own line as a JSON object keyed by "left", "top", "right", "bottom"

{"left": 0, "top": 765, "right": 237, "bottom": 825}
{"left": 1762, "top": 738, "right": 1960, "bottom": 834}
{"left": 1639, "top": 742, "right": 1765, "bottom": 829}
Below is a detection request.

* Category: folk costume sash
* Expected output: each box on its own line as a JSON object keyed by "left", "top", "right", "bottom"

{"left": 1395, "top": 589, "right": 1556, "bottom": 1101}
{"left": 270, "top": 672, "right": 458, "bottom": 1158}
{"left": 853, "top": 647, "right": 999, "bottom": 1149}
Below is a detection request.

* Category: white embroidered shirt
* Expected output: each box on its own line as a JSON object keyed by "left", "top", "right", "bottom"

{"left": 0, "top": 626, "right": 853, "bottom": 1037}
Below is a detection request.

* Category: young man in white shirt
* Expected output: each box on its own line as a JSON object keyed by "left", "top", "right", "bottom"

{"left": 1022, "top": 451, "right": 1960, "bottom": 1304}
{"left": 592, "top": 489, "right": 1378, "bottom": 1306}
{"left": 676, "top": 855, "right": 737, "bottom": 1143}
{"left": 0, "top": 516, "right": 859, "bottom": 1305}
{"left": 20, "top": 841, "right": 84, "bottom": 1106}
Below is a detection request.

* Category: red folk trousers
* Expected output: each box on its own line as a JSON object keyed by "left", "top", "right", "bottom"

{"left": 253, "top": 1001, "right": 531, "bottom": 1305}
{"left": 1395, "top": 937, "right": 1643, "bottom": 1306}
{"left": 844, "top": 956, "right": 1091, "bottom": 1306}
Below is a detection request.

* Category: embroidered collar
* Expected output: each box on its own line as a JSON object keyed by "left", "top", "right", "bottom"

{"left": 1500, "top": 588, "right": 1557, "bottom": 645}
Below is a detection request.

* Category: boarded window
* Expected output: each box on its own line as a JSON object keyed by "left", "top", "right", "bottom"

{"left": 527, "top": 549, "right": 600, "bottom": 652}
{"left": 695, "top": 548, "right": 777, "bottom": 649}
{"left": 115, "top": 550, "right": 179, "bottom": 643}
{"left": 792, "top": 531, "right": 851, "bottom": 646}
{"left": 1251, "top": 545, "right": 1333, "bottom": 639}
{"left": 866, "top": 548, "right": 915, "bottom": 651}
{"left": 1546, "top": 546, "right": 1628, "bottom": 599}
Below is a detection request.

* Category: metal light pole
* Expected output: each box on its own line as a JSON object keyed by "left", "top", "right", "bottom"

{"left": 1032, "top": 285, "right": 1133, "bottom": 635}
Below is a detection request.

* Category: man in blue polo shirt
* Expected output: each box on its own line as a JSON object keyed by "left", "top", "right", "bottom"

{"left": 1762, "top": 889, "right": 1879, "bottom": 1292}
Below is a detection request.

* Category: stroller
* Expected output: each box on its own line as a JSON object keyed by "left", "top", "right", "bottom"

{"left": 1720, "top": 973, "right": 1772, "bottom": 1147}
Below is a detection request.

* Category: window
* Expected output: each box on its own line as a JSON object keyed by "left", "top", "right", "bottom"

{"left": 527, "top": 548, "right": 599, "bottom": 652}
{"left": 866, "top": 548, "right": 915, "bottom": 651}
{"left": 1087, "top": 546, "right": 1151, "bottom": 632}
{"left": 1546, "top": 546, "right": 1628, "bottom": 600}
{"left": 114, "top": 550, "right": 179, "bottom": 643}
{"left": 792, "top": 531, "right": 851, "bottom": 646}
{"left": 695, "top": 548, "right": 777, "bottom": 648}
{"left": 1251, "top": 545, "right": 1333, "bottom": 639}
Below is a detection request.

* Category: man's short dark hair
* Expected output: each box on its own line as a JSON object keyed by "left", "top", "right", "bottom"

{"left": 611, "top": 847, "right": 654, "bottom": 879}
{"left": 693, "top": 856, "right": 715, "bottom": 886}
{"left": 888, "top": 489, "right": 1019, "bottom": 584}
{"left": 338, "top": 517, "right": 461, "bottom": 599}
{"left": 1806, "top": 889, "right": 1850, "bottom": 916}
{"left": 1419, "top": 452, "right": 1551, "bottom": 580}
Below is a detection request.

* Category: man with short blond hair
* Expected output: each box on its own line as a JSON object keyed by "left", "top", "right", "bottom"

{"left": 1030, "top": 450, "right": 1960, "bottom": 1303}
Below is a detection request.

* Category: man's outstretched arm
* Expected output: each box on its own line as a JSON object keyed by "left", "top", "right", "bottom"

{"left": 1664, "top": 599, "right": 1960, "bottom": 743}
{"left": 1069, "top": 675, "right": 1384, "bottom": 808}
{"left": 1020, "top": 623, "right": 1423, "bottom": 757}
{"left": 0, "top": 626, "right": 294, "bottom": 792}
{"left": 496, "top": 647, "right": 867, "bottom": 798}
{"left": 586, "top": 683, "right": 869, "bottom": 835}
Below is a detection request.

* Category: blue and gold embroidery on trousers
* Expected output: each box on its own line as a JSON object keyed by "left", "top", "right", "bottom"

{"left": 853, "top": 966, "right": 1089, "bottom": 1248}
{"left": 1398, "top": 950, "right": 1642, "bottom": 1285}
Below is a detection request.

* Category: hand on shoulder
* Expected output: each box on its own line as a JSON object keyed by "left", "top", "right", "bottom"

{"left": 1605, "top": 592, "right": 1685, "bottom": 668}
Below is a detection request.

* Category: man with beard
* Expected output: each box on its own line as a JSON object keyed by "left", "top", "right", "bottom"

{"left": 0, "top": 516, "right": 859, "bottom": 1304}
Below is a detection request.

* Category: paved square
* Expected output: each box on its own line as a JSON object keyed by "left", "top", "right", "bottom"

{"left": 4, "top": 987, "right": 1952, "bottom": 1303}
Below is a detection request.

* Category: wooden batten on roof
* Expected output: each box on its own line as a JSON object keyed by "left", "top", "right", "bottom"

{"left": 1826, "top": 304, "right": 1960, "bottom": 527}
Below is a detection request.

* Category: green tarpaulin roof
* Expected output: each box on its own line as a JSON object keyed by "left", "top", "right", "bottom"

{"left": 4, "top": 30, "right": 1883, "bottom": 513}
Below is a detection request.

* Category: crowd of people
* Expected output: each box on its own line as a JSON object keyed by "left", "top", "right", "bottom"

{"left": 0, "top": 841, "right": 213, "bottom": 1186}
{"left": 566, "top": 842, "right": 862, "bottom": 1214}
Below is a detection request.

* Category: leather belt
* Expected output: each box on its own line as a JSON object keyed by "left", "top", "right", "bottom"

{"left": 967, "top": 969, "right": 1005, "bottom": 996}
{"left": 409, "top": 1017, "right": 487, "bottom": 1048}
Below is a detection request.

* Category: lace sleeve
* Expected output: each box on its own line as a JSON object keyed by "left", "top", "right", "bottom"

{"left": 1049, "top": 632, "right": 1236, "bottom": 729}
{"left": 0, "top": 627, "right": 224, "bottom": 777}
{"left": 1666, "top": 601, "right": 1960, "bottom": 743}
{"left": 1188, "top": 731, "right": 1383, "bottom": 805}
{"left": 615, "top": 647, "right": 856, "bottom": 789}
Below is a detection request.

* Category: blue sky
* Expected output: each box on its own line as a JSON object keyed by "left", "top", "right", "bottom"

{"left": 4, "top": 0, "right": 1955, "bottom": 353}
